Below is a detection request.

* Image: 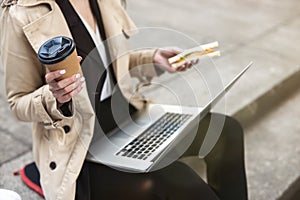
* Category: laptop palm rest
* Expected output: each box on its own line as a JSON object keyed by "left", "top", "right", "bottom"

{"left": 87, "top": 105, "right": 167, "bottom": 172}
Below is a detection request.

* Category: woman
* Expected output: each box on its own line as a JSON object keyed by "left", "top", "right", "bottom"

{"left": 0, "top": 0, "right": 247, "bottom": 199}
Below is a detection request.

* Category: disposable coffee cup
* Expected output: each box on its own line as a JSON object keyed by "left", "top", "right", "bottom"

{"left": 38, "top": 36, "right": 82, "bottom": 81}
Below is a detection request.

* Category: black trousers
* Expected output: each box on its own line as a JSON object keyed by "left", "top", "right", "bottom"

{"left": 76, "top": 113, "right": 247, "bottom": 200}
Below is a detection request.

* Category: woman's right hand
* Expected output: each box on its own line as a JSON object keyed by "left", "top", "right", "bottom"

{"left": 45, "top": 70, "right": 85, "bottom": 104}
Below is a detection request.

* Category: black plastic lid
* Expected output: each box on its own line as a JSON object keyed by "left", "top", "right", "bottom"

{"left": 38, "top": 36, "right": 75, "bottom": 65}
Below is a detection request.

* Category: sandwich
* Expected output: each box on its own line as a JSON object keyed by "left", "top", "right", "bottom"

{"left": 168, "top": 41, "right": 220, "bottom": 68}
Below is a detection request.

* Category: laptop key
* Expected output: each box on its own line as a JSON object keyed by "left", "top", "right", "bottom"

{"left": 115, "top": 112, "right": 192, "bottom": 160}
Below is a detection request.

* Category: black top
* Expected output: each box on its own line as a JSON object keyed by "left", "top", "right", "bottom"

{"left": 56, "top": 0, "right": 136, "bottom": 133}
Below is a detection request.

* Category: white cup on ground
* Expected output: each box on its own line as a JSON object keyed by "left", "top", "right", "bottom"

{"left": 0, "top": 189, "right": 21, "bottom": 200}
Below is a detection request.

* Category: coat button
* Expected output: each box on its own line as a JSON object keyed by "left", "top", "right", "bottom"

{"left": 49, "top": 162, "right": 56, "bottom": 170}
{"left": 63, "top": 125, "right": 71, "bottom": 134}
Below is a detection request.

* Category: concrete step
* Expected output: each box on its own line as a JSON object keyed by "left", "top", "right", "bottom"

{"left": 242, "top": 70, "right": 300, "bottom": 200}
{"left": 1, "top": 0, "right": 300, "bottom": 199}
{"left": 180, "top": 69, "right": 300, "bottom": 200}
{"left": 127, "top": 0, "right": 300, "bottom": 117}
{"left": 126, "top": 1, "right": 300, "bottom": 199}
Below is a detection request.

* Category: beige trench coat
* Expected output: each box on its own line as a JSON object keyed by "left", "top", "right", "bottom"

{"left": 0, "top": 0, "right": 160, "bottom": 199}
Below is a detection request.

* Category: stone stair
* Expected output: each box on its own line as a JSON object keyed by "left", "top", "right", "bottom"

{"left": 1, "top": 0, "right": 300, "bottom": 199}
{"left": 126, "top": 0, "right": 300, "bottom": 199}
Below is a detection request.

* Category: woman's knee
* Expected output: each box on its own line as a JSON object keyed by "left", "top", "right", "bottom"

{"left": 205, "top": 113, "right": 245, "bottom": 158}
{"left": 133, "top": 178, "right": 164, "bottom": 200}
{"left": 223, "top": 114, "right": 244, "bottom": 143}
{"left": 209, "top": 113, "right": 244, "bottom": 144}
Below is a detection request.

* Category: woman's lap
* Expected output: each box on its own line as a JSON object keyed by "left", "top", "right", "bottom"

{"left": 75, "top": 160, "right": 219, "bottom": 200}
{"left": 75, "top": 113, "right": 247, "bottom": 200}
{"left": 181, "top": 113, "right": 248, "bottom": 200}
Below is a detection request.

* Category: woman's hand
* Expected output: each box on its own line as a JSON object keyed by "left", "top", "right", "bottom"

{"left": 45, "top": 57, "right": 85, "bottom": 105}
{"left": 153, "top": 48, "right": 197, "bottom": 73}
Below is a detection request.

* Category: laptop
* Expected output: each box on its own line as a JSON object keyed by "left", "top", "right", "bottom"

{"left": 86, "top": 61, "right": 253, "bottom": 172}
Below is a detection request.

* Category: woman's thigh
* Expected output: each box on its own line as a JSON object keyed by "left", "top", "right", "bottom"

{"left": 182, "top": 113, "right": 244, "bottom": 158}
{"left": 76, "top": 160, "right": 219, "bottom": 200}
{"left": 179, "top": 113, "right": 247, "bottom": 200}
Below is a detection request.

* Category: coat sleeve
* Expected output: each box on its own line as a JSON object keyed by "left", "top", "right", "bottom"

{"left": 129, "top": 49, "right": 165, "bottom": 83}
{"left": 0, "top": 6, "right": 75, "bottom": 127}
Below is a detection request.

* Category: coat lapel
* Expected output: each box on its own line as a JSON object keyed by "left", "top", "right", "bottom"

{"left": 97, "top": 0, "right": 137, "bottom": 82}
{"left": 21, "top": 0, "right": 137, "bottom": 80}
{"left": 21, "top": 0, "right": 73, "bottom": 54}
{"left": 97, "top": 0, "right": 144, "bottom": 109}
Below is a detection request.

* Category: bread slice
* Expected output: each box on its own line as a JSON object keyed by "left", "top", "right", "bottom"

{"left": 169, "top": 41, "right": 220, "bottom": 68}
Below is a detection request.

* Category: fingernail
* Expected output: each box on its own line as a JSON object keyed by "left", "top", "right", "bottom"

{"left": 75, "top": 73, "right": 81, "bottom": 79}
{"left": 80, "top": 77, "right": 85, "bottom": 82}
{"left": 60, "top": 70, "right": 66, "bottom": 74}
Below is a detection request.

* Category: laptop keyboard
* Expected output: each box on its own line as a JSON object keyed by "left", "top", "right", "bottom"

{"left": 116, "top": 112, "right": 192, "bottom": 160}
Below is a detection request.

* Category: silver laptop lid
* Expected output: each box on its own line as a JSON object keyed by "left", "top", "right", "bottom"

{"left": 197, "top": 61, "right": 253, "bottom": 158}
{"left": 200, "top": 61, "right": 253, "bottom": 117}
{"left": 152, "top": 61, "right": 253, "bottom": 169}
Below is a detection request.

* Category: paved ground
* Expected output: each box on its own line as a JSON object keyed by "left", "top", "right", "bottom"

{"left": 127, "top": 0, "right": 300, "bottom": 115}
{"left": 244, "top": 79, "right": 300, "bottom": 200}
{"left": 1, "top": 0, "right": 300, "bottom": 199}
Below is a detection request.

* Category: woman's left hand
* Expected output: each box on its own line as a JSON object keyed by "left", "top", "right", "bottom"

{"left": 153, "top": 48, "right": 197, "bottom": 73}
